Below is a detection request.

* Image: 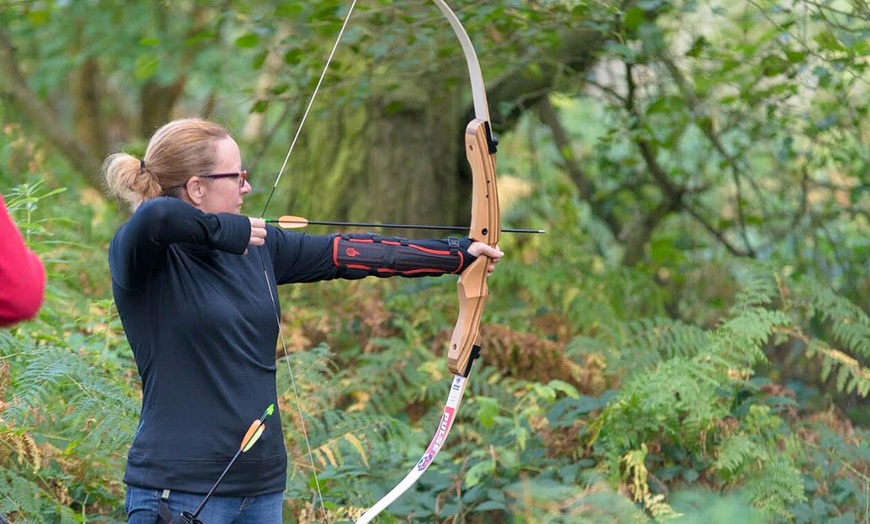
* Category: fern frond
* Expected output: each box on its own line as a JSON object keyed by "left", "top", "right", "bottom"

{"left": 5, "top": 343, "right": 138, "bottom": 449}
{"left": 784, "top": 279, "right": 870, "bottom": 397}
{"left": 815, "top": 345, "right": 870, "bottom": 396}
{"left": 0, "top": 469, "right": 78, "bottom": 524}
{"left": 0, "top": 427, "right": 42, "bottom": 472}
{"left": 713, "top": 434, "right": 761, "bottom": 477}
{"left": 730, "top": 269, "right": 781, "bottom": 311}
{"left": 307, "top": 411, "right": 413, "bottom": 469}
{"left": 719, "top": 307, "right": 792, "bottom": 353}
{"left": 742, "top": 458, "right": 805, "bottom": 518}
{"left": 596, "top": 317, "right": 714, "bottom": 379}
{"left": 625, "top": 317, "right": 713, "bottom": 358}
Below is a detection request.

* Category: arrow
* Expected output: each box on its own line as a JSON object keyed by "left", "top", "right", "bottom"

{"left": 266, "top": 215, "right": 545, "bottom": 234}
{"left": 179, "top": 404, "right": 275, "bottom": 522}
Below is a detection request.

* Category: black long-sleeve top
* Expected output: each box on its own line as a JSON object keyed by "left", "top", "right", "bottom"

{"left": 109, "top": 197, "right": 474, "bottom": 496}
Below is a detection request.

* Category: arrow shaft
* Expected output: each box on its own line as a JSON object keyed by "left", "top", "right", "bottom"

{"left": 191, "top": 448, "right": 243, "bottom": 518}
{"left": 267, "top": 218, "right": 543, "bottom": 234}
{"left": 190, "top": 405, "right": 273, "bottom": 518}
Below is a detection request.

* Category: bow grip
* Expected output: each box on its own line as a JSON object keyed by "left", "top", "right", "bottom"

{"left": 447, "top": 256, "right": 489, "bottom": 375}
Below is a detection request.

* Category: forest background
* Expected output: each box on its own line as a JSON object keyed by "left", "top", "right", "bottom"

{"left": 0, "top": 0, "right": 868, "bottom": 522}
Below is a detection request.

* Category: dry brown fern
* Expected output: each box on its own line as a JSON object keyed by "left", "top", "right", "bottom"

{"left": 467, "top": 324, "right": 608, "bottom": 396}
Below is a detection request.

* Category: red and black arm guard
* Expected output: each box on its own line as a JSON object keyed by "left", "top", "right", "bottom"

{"left": 333, "top": 234, "right": 476, "bottom": 279}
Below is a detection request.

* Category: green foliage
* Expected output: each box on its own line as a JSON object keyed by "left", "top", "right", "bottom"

{"left": 0, "top": 184, "right": 136, "bottom": 521}
{"left": 275, "top": 343, "right": 419, "bottom": 514}
{"left": 0, "top": 470, "right": 78, "bottom": 524}
{"left": 798, "top": 284, "right": 870, "bottom": 397}
{"left": 578, "top": 266, "right": 868, "bottom": 521}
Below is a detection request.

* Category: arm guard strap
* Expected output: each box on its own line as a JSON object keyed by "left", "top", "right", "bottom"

{"left": 333, "top": 233, "right": 475, "bottom": 278}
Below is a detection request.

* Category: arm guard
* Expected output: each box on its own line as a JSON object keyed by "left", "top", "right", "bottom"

{"left": 333, "top": 234, "right": 476, "bottom": 278}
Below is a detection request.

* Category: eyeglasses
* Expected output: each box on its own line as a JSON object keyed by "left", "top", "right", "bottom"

{"left": 201, "top": 170, "right": 248, "bottom": 188}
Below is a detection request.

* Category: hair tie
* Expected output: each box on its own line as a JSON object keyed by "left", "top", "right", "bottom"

{"left": 140, "top": 159, "right": 146, "bottom": 172}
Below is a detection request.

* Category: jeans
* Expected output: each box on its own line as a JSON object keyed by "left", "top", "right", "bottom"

{"left": 125, "top": 485, "right": 283, "bottom": 524}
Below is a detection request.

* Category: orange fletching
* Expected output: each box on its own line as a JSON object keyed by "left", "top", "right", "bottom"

{"left": 240, "top": 420, "right": 265, "bottom": 452}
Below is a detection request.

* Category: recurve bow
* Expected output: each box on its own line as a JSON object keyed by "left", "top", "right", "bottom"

{"left": 353, "top": 2, "right": 499, "bottom": 522}
{"left": 257, "top": 1, "right": 500, "bottom": 521}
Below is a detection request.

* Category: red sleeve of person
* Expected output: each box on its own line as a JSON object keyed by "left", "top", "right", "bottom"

{"left": 0, "top": 192, "right": 46, "bottom": 327}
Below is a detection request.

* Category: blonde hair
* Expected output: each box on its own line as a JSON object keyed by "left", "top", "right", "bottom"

{"left": 103, "top": 118, "right": 231, "bottom": 211}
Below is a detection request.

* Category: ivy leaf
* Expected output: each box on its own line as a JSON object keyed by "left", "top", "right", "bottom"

{"left": 235, "top": 32, "right": 260, "bottom": 49}
{"left": 476, "top": 396, "right": 499, "bottom": 428}
{"left": 623, "top": 7, "right": 645, "bottom": 32}
{"left": 465, "top": 459, "right": 496, "bottom": 488}
{"left": 532, "top": 380, "right": 580, "bottom": 402}
{"left": 134, "top": 54, "right": 159, "bottom": 80}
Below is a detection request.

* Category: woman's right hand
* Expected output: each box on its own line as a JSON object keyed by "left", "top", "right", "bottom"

{"left": 249, "top": 217, "right": 267, "bottom": 247}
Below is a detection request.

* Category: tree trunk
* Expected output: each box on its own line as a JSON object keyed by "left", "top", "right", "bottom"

{"left": 72, "top": 57, "right": 106, "bottom": 161}
{"left": 273, "top": 79, "right": 464, "bottom": 237}
{"left": 0, "top": 26, "right": 104, "bottom": 189}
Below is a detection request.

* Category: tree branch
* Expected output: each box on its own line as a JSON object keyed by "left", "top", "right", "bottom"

{"left": 0, "top": 26, "right": 104, "bottom": 189}
{"left": 536, "top": 96, "right": 622, "bottom": 237}
{"left": 660, "top": 56, "right": 758, "bottom": 257}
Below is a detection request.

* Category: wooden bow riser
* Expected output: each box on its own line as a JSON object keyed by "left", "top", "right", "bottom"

{"left": 447, "top": 119, "right": 500, "bottom": 376}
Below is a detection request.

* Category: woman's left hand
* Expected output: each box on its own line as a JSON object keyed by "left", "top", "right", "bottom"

{"left": 467, "top": 242, "right": 504, "bottom": 274}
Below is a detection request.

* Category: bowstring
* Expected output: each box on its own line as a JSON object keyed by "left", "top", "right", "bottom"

{"left": 257, "top": 1, "right": 360, "bottom": 520}
{"left": 260, "top": 265, "right": 327, "bottom": 514}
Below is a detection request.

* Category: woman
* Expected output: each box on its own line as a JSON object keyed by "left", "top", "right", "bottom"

{"left": 0, "top": 191, "right": 45, "bottom": 327}
{"left": 105, "top": 118, "right": 502, "bottom": 524}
